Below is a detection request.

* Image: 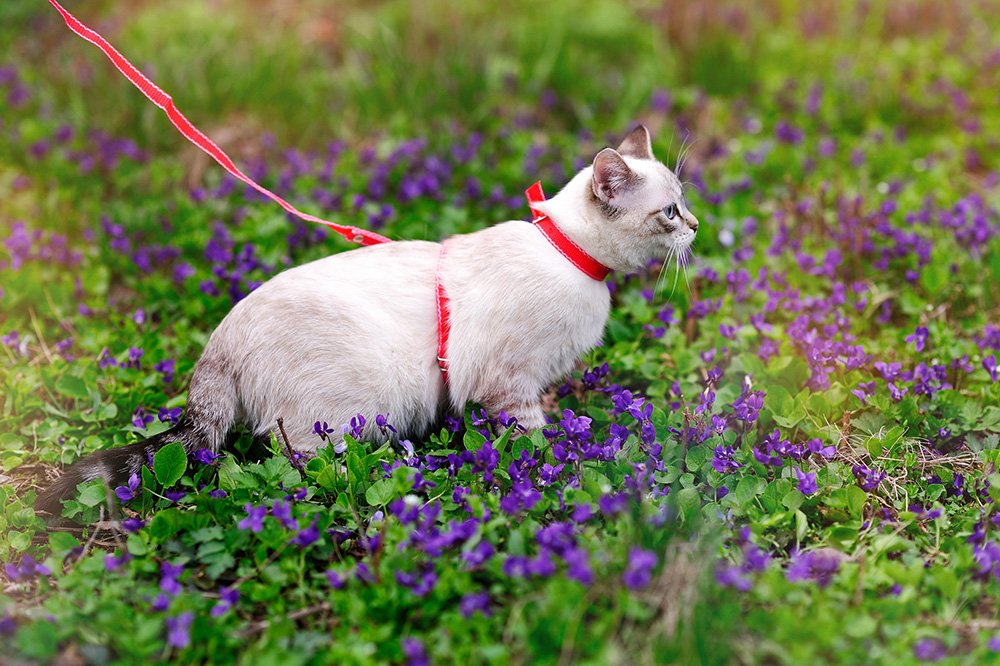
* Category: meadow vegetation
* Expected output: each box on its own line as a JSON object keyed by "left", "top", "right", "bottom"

{"left": 1, "top": 1, "right": 999, "bottom": 663}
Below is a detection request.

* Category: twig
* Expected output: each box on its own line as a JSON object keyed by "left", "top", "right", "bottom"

{"left": 276, "top": 417, "right": 305, "bottom": 477}
{"left": 236, "top": 601, "right": 333, "bottom": 638}
{"left": 28, "top": 307, "right": 54, "bottom": 364}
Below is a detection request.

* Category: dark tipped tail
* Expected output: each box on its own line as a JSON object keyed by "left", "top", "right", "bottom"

{"left": 35, "top": 423, "right": 193, "bottom": 519}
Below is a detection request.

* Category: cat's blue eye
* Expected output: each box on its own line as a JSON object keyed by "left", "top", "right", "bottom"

{"left": 663, "top": 203, "right": 677, "bottom": 220}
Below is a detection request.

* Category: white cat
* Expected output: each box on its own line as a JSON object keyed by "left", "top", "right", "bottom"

{"left": 37, "top": 125, "right": 698, "bottom": 514}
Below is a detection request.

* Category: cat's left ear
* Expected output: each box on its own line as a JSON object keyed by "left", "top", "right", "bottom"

{"left": 592, "top": 148, "right": 639, "bottom": 203}
{"left": 616, "top": 125, "right": 654, "bottom": 160}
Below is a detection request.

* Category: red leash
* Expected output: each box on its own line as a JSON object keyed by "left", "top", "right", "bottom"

{"left": 47, "top": 0, "right": 391, "bottom": 247}
{"left": 48, "top": 0, "right": 612, "bottom": 386}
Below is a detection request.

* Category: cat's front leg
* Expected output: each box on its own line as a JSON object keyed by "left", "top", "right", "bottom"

{"left": 494, "top": 400, "right": 546, "bottom": 431}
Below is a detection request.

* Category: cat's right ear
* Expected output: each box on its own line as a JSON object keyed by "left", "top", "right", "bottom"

{"left": 617, "top": 125, "right": 654, "bottom": 160}
{"left": 592, "top": 148, "right": 638, "bottom": 203}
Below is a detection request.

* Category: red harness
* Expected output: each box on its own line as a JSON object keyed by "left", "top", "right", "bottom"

{"left": 435, "top": 182, "right": 611, "bottom": 382}
{"left": 48, "top": 0, "right": 611, "bottom": 385}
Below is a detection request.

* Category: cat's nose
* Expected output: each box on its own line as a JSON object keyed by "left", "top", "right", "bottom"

{"left": 685, "top": 214, "right": 699, "bottom": 232}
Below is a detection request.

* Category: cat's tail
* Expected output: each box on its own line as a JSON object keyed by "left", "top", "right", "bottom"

{"left": 35, "top": 351, "right": 237, "bottom": 518}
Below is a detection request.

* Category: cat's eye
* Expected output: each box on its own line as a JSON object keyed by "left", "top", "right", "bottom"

{"left": 663, "top": 203, "right": 678, "bottom": 220}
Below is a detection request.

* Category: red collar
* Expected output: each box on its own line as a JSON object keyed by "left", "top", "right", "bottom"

{"left": 525, "top": 181, "right": 611, "bottom": 281}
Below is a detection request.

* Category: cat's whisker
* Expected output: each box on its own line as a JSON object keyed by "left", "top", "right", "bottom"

{"left": 680, "top": 250, "right": 693, "bottom": 295}
{"left": 654, "top": 247, "right": 673, "bottom": 299}
{"left": 674, "top": 130, "right": 693, "bottom": 175}
{"left": 667, "top": 243, "right": 682, "bottom": 300}
{"left": 676, "top": 135, "right": 696, "bottom": 177}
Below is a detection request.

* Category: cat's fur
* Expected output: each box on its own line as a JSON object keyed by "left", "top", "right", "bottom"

{"left": 35, "top": 125, "right": 698, "bottom": 516}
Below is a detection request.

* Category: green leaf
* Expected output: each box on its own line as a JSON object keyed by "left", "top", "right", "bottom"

{"left": 463, "top": 428, "right": 487, "bottom": 451}
{"left": 149, "top": 508, "right": 184, "bottom": 540}
{"left": 48, "top": 531, "right": 80, "bottom": 557}
{"left": 846, "top": 485, "right": 867, "bottom": 519}
{"left": 316, "top": 464, "right": 341, "bottom": 491}
{"left": 782, "top": 489, "right": 804, "bottom": 512}
{"left": 153, "top": 442, "right": 187, "bottom": 487}
{"left": 78, "top": 482, "right": 107, "bottom": 507}
{"left": 795, "top": 510, "right": 809, "bottom": 541}
{"left": 55, "top": 374, "right": 89, "bottom": 400}
{"left": 8, "top": 529, "right": 31, "bottom": 551}
{"left": 365, "top": 478, "right": 395, "bottom": 506}
{"left": 673, "top": 487, "right": 701, "bottom": 522}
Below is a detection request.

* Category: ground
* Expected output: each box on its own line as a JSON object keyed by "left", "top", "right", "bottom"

{"left": 1, "top": 1, "right": 999, "bottom": 664}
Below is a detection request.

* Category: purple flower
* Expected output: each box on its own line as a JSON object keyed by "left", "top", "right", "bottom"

{"left": 153, "top": 358, "right": 176, "bottom": 383}
{"left": 158, "top": 407, "right": 182, "bottom": 424}
{"left": 395, "top": 564, "right": 438, "bottom": 597}
{"left": 104, "top": 551, "right": 131, "bottom": 572}
{"left": 988, "top": 635, "right": 1000, "bottom": 652}
{"left": 852, "top": 465, "right": 886, "bottom": 492}
{"left": 164, "top": 490, "right": 186, "bottom": 503}
{"left": 271, "top": 499, "right": 298, "bottom": 530}
{"left": 375, "top": 413, "right": 397, "bottom": 435}
{"left": 345, "top": 413, "right": 366, "bottom": 439}
{"left": 786, "top": 548, "right": 843, "bottom": 587}
{"left": 712, "top": 445, "right": 741, "bottom": 473}
{"left": 159, "top": 561, "right": 184, "bottom": 597}
{"left": 192, "top": 448, "right": 219, "bottom": 465}
{"left": 905, "top": 326, "right": 929, "bottom": 352}
{"left": 0, "top": 611, "right": 15, "bottom": 636}
{"left": 806, "top": 438, "right": 836, "bottom": 460}
{"left": 165, "top": 612, "right": 193, "bottom": 649}
{"left": 313, "top": 421, "right": 333, "bottom": 440}
{"left": 599, "top": 493, "right": 628, "bottom": 516}
{"left": 326, "top": 570, "right": 346, "bottom": 589}
{"left": 984, "top": 355, "right": 998, "bottom": 382}
{"left": 795, "top": 467, "right": 818, "bottom": 495}
{"left": 461, "top": 540, "right": 495, "bottom": 569}
{"left": 291, "top": 519, "right": 321, "bottom": 548}
{"left": 5, "top": 556, "right": 51, "bottom": 581}
{"left": 563, "top": 547, "right": 594, "bottom": 585}
{"left": 122, "top": 517, "right": 146, "bottom": 532}
{"left": 211, "top": 587, "right": 239, "bottom": 618}
{"left": 571, "top": 503, "right": 594, "bottom": 523}
{"left": 126, "top": 346, "right": 144, "bottom": 369}
{"left": 459, "top": 591, "right": 491, "bottom": 618}
{"left": 715, "top": 565, "right": 751, "bottom": 591}
{"left": 623, "top": 548, "right": 657, "bottom": 590}
{"left": 115, "top": 473, "right": 141, "bottom": 502}
{"left": 132, "top": 406, "right": 154, "bottom": 430}
{"left": 912, "top": 637, "right": 947, "bottom": 662}
{"left": 402, "top": 637, "right": 429, "bottom": 666}
{"left": 238, "top": 504, "right": 266, "bottom": 533}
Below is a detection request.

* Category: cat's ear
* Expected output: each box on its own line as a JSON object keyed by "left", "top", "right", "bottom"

{"left": 592, "top": 148, "right": 639, "bottom": 203}
{"left": 616, "top": 125, "right": 654, "bottom": 160}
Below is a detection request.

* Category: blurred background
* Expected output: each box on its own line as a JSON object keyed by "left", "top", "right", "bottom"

{"left": 3, "top": 0, "right": 997, "bottom": 160}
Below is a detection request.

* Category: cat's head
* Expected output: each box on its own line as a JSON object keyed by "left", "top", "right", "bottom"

{"left": 552, "top": 125, "right": 699, "bottom": 272}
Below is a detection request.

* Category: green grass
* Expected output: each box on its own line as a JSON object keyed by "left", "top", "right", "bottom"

{"left": 2, "top": 1, "right": 1000, "bottom": 664}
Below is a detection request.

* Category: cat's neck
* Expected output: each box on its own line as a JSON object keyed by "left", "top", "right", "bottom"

{"left": 531, "top": 169, "right": 640, "bottom": 273}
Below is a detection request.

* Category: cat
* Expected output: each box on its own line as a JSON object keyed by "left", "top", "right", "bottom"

{"left": 35, "top": 124, "right": 699, "bottom": 516}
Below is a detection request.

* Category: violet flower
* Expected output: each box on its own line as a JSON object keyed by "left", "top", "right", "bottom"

{"left": 211, "top": 587, "right": 240, "bottom": 618}
{"left": 238, "top": 504, "right": 266, "bottom": 533}
{"left": 795, "top": 467, "right": 818, "bottom": 495}
{"left": 115, "top": 473, "right": 141, "bottom": 502}
{"left": 786, "top": 549, "right": 843, "bottom": 587}
{"left": 623, "top": 548, "right": 657, "bottom": 590}
{"left": 165, "top": 612, "right": 193, "bottom": 649}
{"left": 904, "top": 326, "right": 929, "bottom": 352}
